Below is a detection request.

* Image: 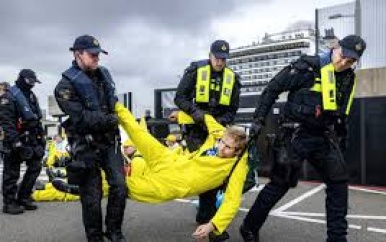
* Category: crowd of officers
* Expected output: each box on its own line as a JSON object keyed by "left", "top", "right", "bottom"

{"left": 0, "top": 33, "right": 366, "bottom": 242}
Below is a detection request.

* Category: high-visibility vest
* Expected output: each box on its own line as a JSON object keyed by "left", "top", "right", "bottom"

{"left": 195, "top": 65, "right": 235, "bottom": 106}
{"left": 310, "top": 63, "right": 357, "bottom": 115}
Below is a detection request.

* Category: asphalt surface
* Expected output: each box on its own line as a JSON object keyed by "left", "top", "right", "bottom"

{"left": 0, "top": 165, "right": 386, "bottom": 242}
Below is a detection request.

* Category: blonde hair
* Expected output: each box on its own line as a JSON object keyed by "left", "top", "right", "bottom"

{"left": 224, "top": 126, "right": 248, "bottom": 152}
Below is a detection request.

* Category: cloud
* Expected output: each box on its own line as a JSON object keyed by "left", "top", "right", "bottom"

{"left": 0, "top": 0, "right": 265, "bottom": 116}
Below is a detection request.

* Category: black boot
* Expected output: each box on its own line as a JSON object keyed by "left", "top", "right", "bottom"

{"left": 3, "top": 202, "right": 25, "bottom": 215}
{"left": 209, "top": 231, "right": 230, "bottom": 242}
{"left": 104, "top": 232, "right": 126, "bottom": 242}
{"left": 240, "top": 224, "right": 259, "bottom": 242}
{"left": 18, "top": 198, "right": 38, "bottom": 210}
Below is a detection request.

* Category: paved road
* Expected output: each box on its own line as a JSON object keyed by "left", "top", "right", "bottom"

{"left": 0, "top": 165, "right": 386, "bottom": 241}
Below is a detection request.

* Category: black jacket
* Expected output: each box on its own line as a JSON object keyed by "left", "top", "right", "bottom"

{"left": 0, "top": 84, "right": 44, "bottom": 146}
{"left": 254, "top": 55, "right": 356, "bottom": 131}
{"left": 174, "top": 59, "right": 241, "bottom": 125}
{"left": 54, "top": 62, "right": 118, "bottom": 144}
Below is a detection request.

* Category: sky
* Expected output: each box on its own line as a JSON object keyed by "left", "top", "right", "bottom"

{"left": 0, "top": 0, "right": 354, "bottom": 117}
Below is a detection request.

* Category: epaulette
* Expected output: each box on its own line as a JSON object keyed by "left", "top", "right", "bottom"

{"left": 184, "top": 59, "right": 209, "bottom": 73}
{"left": 291, "top": 55, "right": 320, "bottom": 72}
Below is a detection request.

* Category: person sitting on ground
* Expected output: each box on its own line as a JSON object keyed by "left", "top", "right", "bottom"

{"left": 46, "top": 134, "right": 69, "bottom": 168}
{"left": 115, "top": 102, "right": 249, "bottom": 240}
{"left": 164, "top": 134, "right": 184, "bottom": 155}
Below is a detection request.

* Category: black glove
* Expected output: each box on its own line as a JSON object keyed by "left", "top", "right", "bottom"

{"left": 249, "top": 118, "right": 265, "bottom": 139}
{"left": 191, "top": 109, "right": 205, "bottom": 123}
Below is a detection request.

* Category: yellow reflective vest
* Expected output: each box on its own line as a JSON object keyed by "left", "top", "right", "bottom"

{"left": 311, "top": 63, "right": 357, "bottom": 115}
{"left": 195, "top": 65, "right": 235, "bottom": 106}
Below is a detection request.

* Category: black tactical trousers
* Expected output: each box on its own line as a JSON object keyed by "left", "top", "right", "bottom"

{"left": 2, "top": 150, "right": 42, "bottom": 204}
{"left": 77, "top": 145, "right": 127, "bottom": 241}
{"left": 243, "top": 132, "right": 348, "bottom": 242}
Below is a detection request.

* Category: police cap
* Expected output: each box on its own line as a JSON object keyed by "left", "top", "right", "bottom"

{"left": 339, "top": 35, "right": 366, "bottom": 60}
{"left": 70, "top": 35, "right": 108, "bottom": 55}
{"left": 19, "top": 69, "right": 41, "bottom": 83}
{"left": 210, "top": 40, "right": 230, "bottom": 59}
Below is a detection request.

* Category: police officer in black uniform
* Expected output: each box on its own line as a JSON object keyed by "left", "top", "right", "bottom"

{"left": 0, "top": 69, "right": 45, "bottom": 215}
{"left": 54, "top": 35, "right": 127, "bottom": 242}
{"left": 239, "top": 35, "right": 367, "bottom": 242}
{"left": 174, "top": 40, "right": 241, "bottom": 241}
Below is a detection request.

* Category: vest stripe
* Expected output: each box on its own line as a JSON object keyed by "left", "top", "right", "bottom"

{"left": 195, "top": 65, "right": 235, "bottom": 106}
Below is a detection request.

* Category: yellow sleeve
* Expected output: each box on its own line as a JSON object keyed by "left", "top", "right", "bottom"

{"left": 177, "top": 111, "right": 194, "bottom": 124}
{"left": 210, "top": 153, "right": 249, "bottom": 234}
{"left": 178, "top": 111, "right": 225, "bottom": 139}
{"left": 115, "top": 102, "right": 139, "bottom": 134}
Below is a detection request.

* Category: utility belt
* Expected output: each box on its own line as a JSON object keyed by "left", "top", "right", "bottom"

{"left": 67, "top": 132, "right": 116, "bottom": 150}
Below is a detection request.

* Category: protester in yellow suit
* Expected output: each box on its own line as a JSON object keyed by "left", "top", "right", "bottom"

{"left": 115, "top": 102, "right": 249, "bottom": 240}
{"left": 164, "top": 134, "right": 184, "bottom": 155}
{"left": 46, "top": 134, "right": 69, "bottom": 168}
{"left": 121, "top": 138, "right": 147, "bottom": 176}
{"left": 32, "top": 138, "right": 144, "bottom": 203}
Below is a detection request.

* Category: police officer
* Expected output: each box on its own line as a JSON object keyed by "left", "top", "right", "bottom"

{"left": 0, "top": 82, "right": 9, "bottom": 159}
{"left": 0, "top": 70, "right": 45, "bottom": 215}
{"left": 174, "top": 39, "right": 241, "bottom": 241}
{"left": 54, "top": 35, "right": 127, "bottom": 242}
{"left": 239, "top": 35, "right": 366, "bottom": 242}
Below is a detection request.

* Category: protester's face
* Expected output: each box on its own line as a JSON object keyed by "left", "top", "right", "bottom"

{"left": 123, "top": 145, "right": 136, "bottom": 156}
{"left": 166, "top": 141, "right": 175, "bottom": 148}
{"left": 54, "top": 135, "right": 63, "bottom": 142}
{"left": 332, "top": 48, "right": 357, "bottom": 72}
{"left": 218, "top": 135, "right": 238, "bottom": 158}
{"left": 209, "top": 53, "right": 226, "bottom": 72}
{"left": 77, "top": 50, "right": 100, "bottom": 71}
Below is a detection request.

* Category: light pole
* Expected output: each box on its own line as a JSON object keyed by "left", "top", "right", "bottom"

{"left": 315, "top": 8, "right": 319, "bottom": 55}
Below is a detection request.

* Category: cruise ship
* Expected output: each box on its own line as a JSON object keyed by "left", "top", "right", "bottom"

{"left": 227, "top": 29, "right": 315, "bottom": 121}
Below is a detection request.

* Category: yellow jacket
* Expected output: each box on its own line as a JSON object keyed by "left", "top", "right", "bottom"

{"left": 46, "top": 141, "right": 69, "bottom": 168}
{"left": 116, "top": 103, "right": 248, "bottom": 234}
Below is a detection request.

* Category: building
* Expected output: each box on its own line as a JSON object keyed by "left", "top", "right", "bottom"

{"left": 318, "top": 0, "right": 386, "bottom": 69}
{"left": 227, "top": 29, "right": 315, "bottom": 121}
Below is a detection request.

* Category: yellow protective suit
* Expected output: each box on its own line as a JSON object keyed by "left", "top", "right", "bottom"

{"left": 46, "top": 141, "right": 70, "bottom": 168}
{"left": 116, "top": 103, "right": 248, "bottom": 234}
{"left": 32, "top": 173, "right": 110, "bottom": 202}
{"left": 32, "top": 183, "right": 80, "bottom": 202}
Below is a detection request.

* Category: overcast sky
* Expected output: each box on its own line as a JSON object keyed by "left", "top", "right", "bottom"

{"left": 0, "top": 0, "right": 353, "bottom": 116}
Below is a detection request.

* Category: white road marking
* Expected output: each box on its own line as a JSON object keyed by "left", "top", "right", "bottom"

{"left": 349, "top": 186, "right": 386, "bottom": 196}
{"left": 280, "top": 211, "right": 386, "bottom": 220}
{"left": 272, "top": 184, "right": 326, "bottom": 213}
{"left": 367, "top": 227, "right": 386, "bottom": 234}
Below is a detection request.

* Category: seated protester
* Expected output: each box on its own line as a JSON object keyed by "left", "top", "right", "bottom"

{"left": 32, "top": 179, "right": 80, "bottom": 202}
{"left": 164, "top": 134, "right": 184, "bottom": 155}
{"left": 46, "top": 134, "right": 69, "bottom": 168}
{"left": 115, "top": 102, "right": 249, "bottom": 240}
{"left": 121, "top": 138, "right": 147, "bottom": 176}
{"left": 32, "top": 172, "right": 109, "bottom": 202}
